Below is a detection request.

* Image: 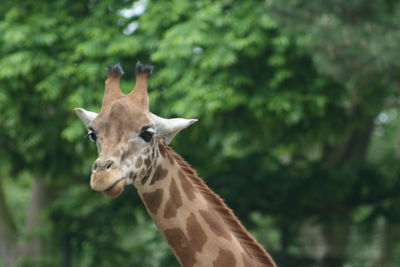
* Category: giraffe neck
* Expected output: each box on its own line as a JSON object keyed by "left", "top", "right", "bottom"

{"left": 135, "top": 141, "right": 277, "bottom": 267}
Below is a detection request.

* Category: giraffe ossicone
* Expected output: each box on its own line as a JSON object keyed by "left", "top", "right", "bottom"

{"left": 75, "top": 62, "right": 277, "bottom": 267}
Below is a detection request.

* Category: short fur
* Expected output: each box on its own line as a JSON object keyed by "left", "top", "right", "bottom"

{"left": 161, "top": 142, "right": 277, "bottom": 267}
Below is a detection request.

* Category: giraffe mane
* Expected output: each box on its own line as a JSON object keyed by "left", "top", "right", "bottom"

{"left": 162, "top": 143, "right": 276, "bottom": 267}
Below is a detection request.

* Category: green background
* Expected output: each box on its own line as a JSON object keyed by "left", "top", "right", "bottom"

{"left": 1, "top": 0, "right": 400, "bottom": 266}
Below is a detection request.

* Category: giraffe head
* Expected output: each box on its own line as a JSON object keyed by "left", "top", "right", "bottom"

{"left": 75, "top": 62, "right": 197, "bottom": 198}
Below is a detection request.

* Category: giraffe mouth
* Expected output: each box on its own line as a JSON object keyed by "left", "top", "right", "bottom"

{"left": 102, "top": 177, "right": 126, "bottom": 198}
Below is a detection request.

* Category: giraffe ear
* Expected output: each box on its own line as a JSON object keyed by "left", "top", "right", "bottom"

{"left": 74, "top": 108, "right": 98, "bottom": 128}
{"left": 150, "top": 113, "right": 197, "bottom": 144}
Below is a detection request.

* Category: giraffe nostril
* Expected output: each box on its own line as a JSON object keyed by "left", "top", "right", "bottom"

{"left": 93, "top": 159, "right": 115, "bottom": 171}
{"left": 92, "top": 163, "right": 98, "bottom": 172}
{"left": 106, "top": 160, "right": 114, "bottom": 171}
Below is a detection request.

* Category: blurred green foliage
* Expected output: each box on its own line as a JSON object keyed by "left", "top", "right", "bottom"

{"left": 0, "top": 0, "right": 400, "bottom": 267}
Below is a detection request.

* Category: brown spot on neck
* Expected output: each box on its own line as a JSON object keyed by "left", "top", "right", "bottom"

{"left": 150, "top": 165, "right": 168, "bottom": 185}
{"left": 142, "top": 189, "right": 163, "bottom": 214}
{"left": 186, "top": 213, "right": 207, "bottom": 253}
{"left": 163, "top": 179, "right": 183, "bottom": 219}
{"left": 164, "top": 228, "right": 195, "bottom": 267}
{"left": 178, "top": 170, "right": 196, "bottom": 201}
{"left": 159, "top": 143, "right": 167, "bottom": 158}
{"left": 199, "top": 209, "right": 231, "bottom": 241}
{"left": 213, "top": 249, "right": 236, "bottom": 267}
{"left": 158, "top": 140, "right": 181, "bottom": 167}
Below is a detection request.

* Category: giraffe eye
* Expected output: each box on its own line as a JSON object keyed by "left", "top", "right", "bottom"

{"left": 87, "top": 131, "right": 97, "bottom": 142}
{"left": 139, "top": 128, "right": 155, "bottom": 143}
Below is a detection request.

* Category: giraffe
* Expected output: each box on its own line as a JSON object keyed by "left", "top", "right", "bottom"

{"left": 74, "top": 62, "right": 277, "bottom": 267}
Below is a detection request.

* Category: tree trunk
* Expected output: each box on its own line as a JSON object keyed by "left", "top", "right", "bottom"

{"left": 302, "top": 103, "right": 377, "bottom": 267}
{"left": 320, "top": 218, "right": 351, "bottom": 267}
{"left": 279, "top": 223, "right": 290, "bottom": 267}
{"left": 299, "top": 217, "right": 351, "bottom": 267}
{"left": 299, "top": 220, "right": 327, "bottom": 266}
{"left": 0, "top": 179, "right": 20, "bottom": 267}
{"left": 20, "top": 175, "right": 52, "bottom": 264}
{"left": 375, "top": 219, "right": 400, "bottom": 267}
{"left": 375, "top": 117, "right": 400, "bottom": 267}
{"left": 62, "top": 233, "right": 72, "bottom": 267}
{"left": 323, "top": 113, "right": 374, "bottom": 167}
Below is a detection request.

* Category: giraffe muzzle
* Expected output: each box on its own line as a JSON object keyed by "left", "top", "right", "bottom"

{"left": 90, "top": 169, "right": 125, "bottom": 193}
{"left": 102, "top": 177, "right": 126, "bottom": 198}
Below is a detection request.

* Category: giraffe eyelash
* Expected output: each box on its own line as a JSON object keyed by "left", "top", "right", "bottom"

{"left": 139, "top": 128, "right": 155, "bottom": 143}
{"left": 127, "top": 128, "right": 156, "bottom": 143}
{"left": 86, "top": 130, "right": 97, "bottom": 142}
